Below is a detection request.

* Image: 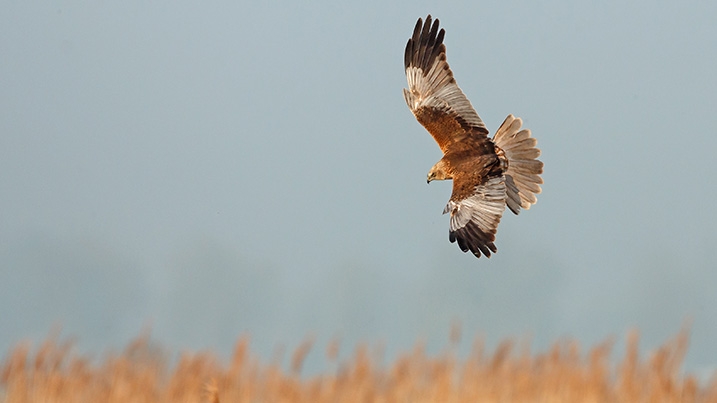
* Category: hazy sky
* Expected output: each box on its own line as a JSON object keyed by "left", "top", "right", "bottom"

{"left": 2, "top": 1, "right": 716, "bottom": 374}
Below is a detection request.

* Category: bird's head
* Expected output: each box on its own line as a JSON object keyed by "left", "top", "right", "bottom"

{"left": 427, "top": 160, "right": 450, "bottom": 183}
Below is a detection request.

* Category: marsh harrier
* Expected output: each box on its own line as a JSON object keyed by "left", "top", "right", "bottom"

{"left": 403, "top": 15, "right": 543, "bottom": 258}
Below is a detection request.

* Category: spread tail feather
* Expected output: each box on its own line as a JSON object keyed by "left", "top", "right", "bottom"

{"left": 492, "top": 114, "right": 544, "bottom": 215}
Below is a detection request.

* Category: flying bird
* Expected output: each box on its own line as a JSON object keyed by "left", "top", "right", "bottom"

{"left": 403, "top": 15, "right": 543, "bottom": 258}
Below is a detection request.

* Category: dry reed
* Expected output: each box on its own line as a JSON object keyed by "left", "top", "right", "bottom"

{"left": 1, "top": 327, "right": 715, "bottom": 402}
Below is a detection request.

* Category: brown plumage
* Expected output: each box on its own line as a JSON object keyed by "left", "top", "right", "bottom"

{"left": 403, "top": 15, "right": 544, "bottom": 258}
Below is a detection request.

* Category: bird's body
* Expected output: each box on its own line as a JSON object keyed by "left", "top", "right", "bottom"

{"left": 403, "top": 15, "right": 544, "bottom": 258}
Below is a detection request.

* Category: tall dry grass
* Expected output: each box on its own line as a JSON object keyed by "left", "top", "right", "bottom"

{"left": 1, "top": 327, "right": 715, "bottom": 402}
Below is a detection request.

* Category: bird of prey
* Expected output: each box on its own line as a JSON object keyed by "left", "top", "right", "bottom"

{"left": 403, "top": 15, "right": 543, "bottom": 258}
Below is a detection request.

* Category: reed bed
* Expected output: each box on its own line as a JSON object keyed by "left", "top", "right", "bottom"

{"left": 1, "top": 328, "right": 715, "bottom": 402}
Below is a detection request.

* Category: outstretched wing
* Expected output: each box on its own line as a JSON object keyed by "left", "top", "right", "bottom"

{"left": 445, "top": 175, "right": 506, "bottom": 258}
{"left": 403, "top": 15, "right": 488, "bottom": 153}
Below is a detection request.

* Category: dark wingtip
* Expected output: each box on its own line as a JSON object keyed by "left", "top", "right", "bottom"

{"left": 449, "top": 225, "right": 498, "bottom": 259}
{"left": 405, "top": 14, "right": 447, "bottom": 72}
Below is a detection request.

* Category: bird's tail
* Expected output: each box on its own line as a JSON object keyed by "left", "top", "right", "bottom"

{"left": 492, "top": 114, "right": 544, "bottom": 215}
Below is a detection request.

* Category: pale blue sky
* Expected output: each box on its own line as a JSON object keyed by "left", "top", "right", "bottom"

{"left": 1, "top": 1, "right": 716, "bottom": 373}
